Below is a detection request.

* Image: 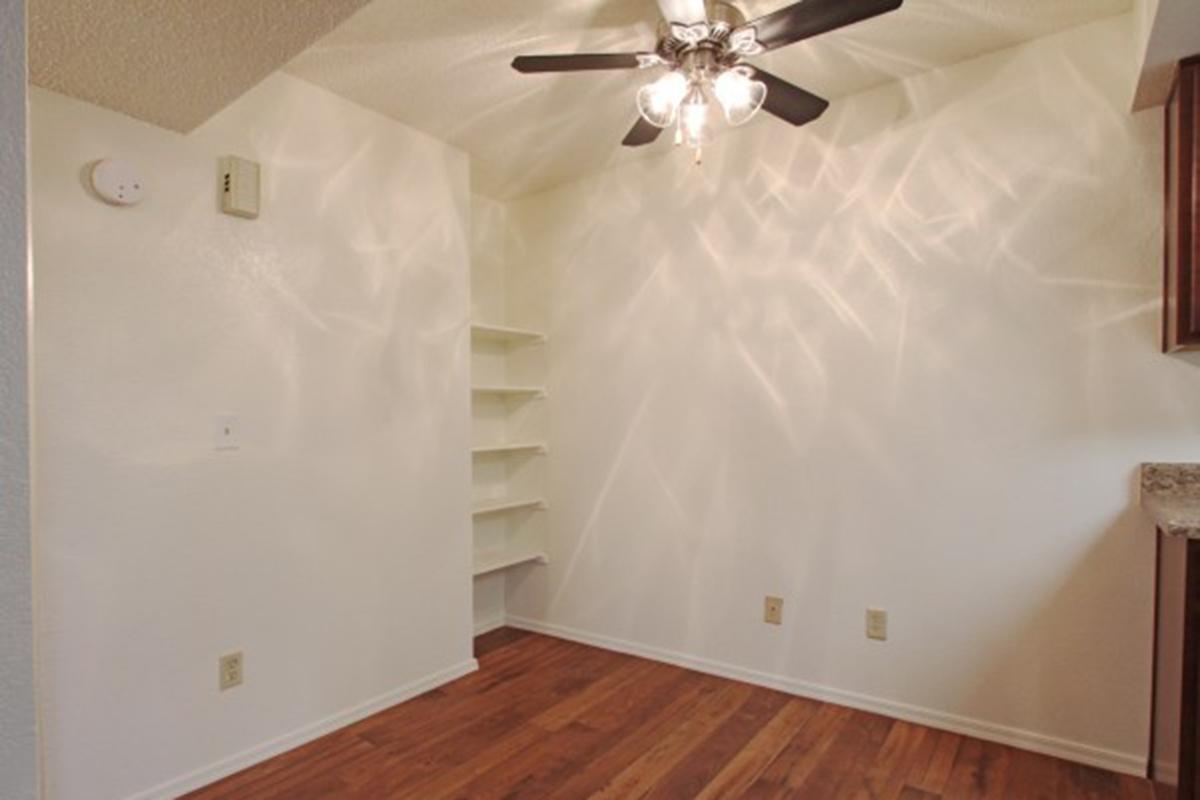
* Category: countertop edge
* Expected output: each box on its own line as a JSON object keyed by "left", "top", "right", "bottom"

{"left": 1141, "top": 463, "right": 1200, "bottom": 539}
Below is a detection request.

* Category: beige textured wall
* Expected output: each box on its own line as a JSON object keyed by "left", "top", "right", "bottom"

{"left": 33, "top": 73, "right": 474, "bottom": 799}
{"left": 506, "top": 14, "right": 1186, "bottom": 771}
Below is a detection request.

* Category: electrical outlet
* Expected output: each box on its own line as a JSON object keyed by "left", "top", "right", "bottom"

{"left": 764, "top": 596, "right": 783, "bottom": 625}
{"left": 866, "top": 608, "right": 888, "bottom": 641}
{"left": 214, "top": 415, "right": 240, "bottom": 451}
{"left": 219, "top": 651, "right": 243, "bottom": 690}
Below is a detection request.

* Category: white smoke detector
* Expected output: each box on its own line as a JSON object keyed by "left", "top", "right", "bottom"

{"left": 90, "top": 159, "right": 144, "bottom": 206}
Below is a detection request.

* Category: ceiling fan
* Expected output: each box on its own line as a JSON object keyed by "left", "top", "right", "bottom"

{"left": 512, "top": 0, "right": 903, "bottom": 161}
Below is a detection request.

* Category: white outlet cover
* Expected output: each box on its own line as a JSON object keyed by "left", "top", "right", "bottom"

{"left": 214, "top": 415, "right": 240, "bottom": 451}
{"left": 90, "top": 159, "right": 144, "bottom": 206}
{"left": 866, "top": 608, "right": 888, "bottom": 641}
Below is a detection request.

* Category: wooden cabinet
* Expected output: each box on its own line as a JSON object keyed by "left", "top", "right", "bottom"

{"left": 1165, "top": 56, "right": 1200, "bottom": 352}
{"left": 1151, "top": 529, "right": 1200, "bottom": 798}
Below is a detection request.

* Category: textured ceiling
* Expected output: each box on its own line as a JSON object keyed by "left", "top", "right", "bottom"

{"left": 287, "top": 0, "right": 1133, "bottom": 199}
{"left": 29, "top": 0, "right": 373, "bottom": 132}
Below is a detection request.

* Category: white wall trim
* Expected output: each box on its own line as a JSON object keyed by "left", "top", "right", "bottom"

{"left": 125, "top": 658, "right": 478, "bottom": 800}
{"left": 474, "top": 614, "right": 507, "bottom": 636}
{"left": 505, "top": 616, "right": 1147, "bottom": 778}
{"left": 0, "top": 1, "right": 36, "bottom": 797}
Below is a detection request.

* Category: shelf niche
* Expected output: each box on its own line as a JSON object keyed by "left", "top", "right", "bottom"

{"left": 468, "top": 324, "right": 547, "bottom": 578}
{"left": 469, "top": 196, "right": 549, "bottom": 636}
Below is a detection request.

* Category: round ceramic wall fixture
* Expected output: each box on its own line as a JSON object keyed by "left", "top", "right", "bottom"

{"left": 90, "top": 159, "right": 144, "bottom": 206}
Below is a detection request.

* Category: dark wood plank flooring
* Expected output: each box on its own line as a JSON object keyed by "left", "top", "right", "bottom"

{"left": 184, "top": 628, "right": 1154, "bottom": 799}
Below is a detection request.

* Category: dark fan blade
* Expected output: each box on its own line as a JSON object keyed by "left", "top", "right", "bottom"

{"left": 739, "top": 0, "right": 902, "bottom": 52}
{"left": 622, "top": 117, "right": 664, "bottom": 147}
{"left": 512, "top": 53, "right": 645, "bottom": 73}
{"left": 751, "top": 69, "right": 830, "bottom": 127}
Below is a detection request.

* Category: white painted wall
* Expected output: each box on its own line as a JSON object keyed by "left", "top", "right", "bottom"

{"left": 471, "top": 194, "right": 510, "bottom": 326}
{"left": 506, "top": 14, "right": 1194, "bottom": 772}
{"left": 32, "top": 74, "right": 474, "bottom": 799}
{"left": 0, "top": 1, "right": 38, "bottom": 799}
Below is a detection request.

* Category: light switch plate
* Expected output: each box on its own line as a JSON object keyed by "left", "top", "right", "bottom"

{"left": 219, "top": 651, "right": 243, "bottom": 690}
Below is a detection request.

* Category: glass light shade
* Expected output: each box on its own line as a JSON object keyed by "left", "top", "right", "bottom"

{"left": 713, "top": 68, "right": 767, "bottom": 126}
{"left": 636, "top": 71, "right": 690, "bottom": 128}
{"left": 678, "top": 84, "right": 712, "bottom": 149}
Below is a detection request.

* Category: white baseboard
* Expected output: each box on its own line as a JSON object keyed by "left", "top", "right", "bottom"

{"left": 126, "top": 658, "right": 479, "bottom": 800}
{"left": 505, "top": 615, "right": 1147, "bottom": 777}
{"left": 474, "top": 614, "right": 507, "bottom": 636}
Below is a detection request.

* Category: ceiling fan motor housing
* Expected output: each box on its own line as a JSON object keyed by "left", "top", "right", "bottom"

{"left": 654, "top": 2, "right": 758, "bottom": 72}
{"left": 705, "top": 1, "right": 748, "bottom": 29}
{"left": 655, "top": 2, "right": 743, "bottom": 37}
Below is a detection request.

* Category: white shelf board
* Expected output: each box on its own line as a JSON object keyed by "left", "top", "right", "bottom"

{"left": 471, "top": 385, "right": 546, "bottom": 398}
{"left": 472, "top": 497, "right": 547, "bottom": 516}
{"left": 471, "top": 442, "right": 547, "bottom": 456}
{"left": 471, "top": 323, "right": 545, "bottom": 345}
{"left": 473, "top": 547, "right": 548, "bottom": 576}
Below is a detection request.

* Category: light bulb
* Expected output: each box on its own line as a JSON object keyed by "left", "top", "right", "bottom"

{"left": 636, "top": 71, "right": 689, "bottom": 128}
{"left": 713, "top": 68, "right": 767, "bottom": 126}
{"left": 678, "top": 84, "right": 712, "bottom": 149}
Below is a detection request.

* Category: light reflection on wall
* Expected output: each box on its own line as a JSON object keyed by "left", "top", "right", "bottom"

{"left": 285, "top": 0, "right": 1134, "bottom": 199}
{"left": 31, "top": 72, "right": 475, "bottom": 799}
{"left": 504, "top": 14, "right": 1191, "bottom": 766}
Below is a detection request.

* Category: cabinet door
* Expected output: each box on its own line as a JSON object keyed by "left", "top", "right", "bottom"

{"left": 1165, "top": 57, "right": 1200, "bottom": 352}
{"left": 1154, "top": 533, "right": 1187, "bottom": 794}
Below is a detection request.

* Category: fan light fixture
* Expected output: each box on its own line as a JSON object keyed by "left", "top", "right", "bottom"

{"left": 637, "top": 64, "right": 766, "bottom": 160}
{"left": 636, "top": 71, "right": 690, "bottom": 127}
{"left": 631, "top": 12, "right": 771, "bottom": 163}
{"left": 678, "top": 83, "right": 712, "bottom": 151}
{"left": 713, "top": 67, "right": 767, "bottom": 125}
{"left": 511, "top": 0, "right": 904, "bottom": 162}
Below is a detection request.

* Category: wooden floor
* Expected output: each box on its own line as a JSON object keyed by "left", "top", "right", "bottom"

{"left": 185, "top": 628, "right": 1154, "bottom": 799}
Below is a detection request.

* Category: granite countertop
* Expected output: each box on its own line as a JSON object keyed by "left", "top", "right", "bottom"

{"left": 1142, "top": 463, "right": 1200, "bottom": 538}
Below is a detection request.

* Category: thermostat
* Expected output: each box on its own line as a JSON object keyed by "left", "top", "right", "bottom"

{"left": 220, "top": 156, "right": 260, "bottom": 219}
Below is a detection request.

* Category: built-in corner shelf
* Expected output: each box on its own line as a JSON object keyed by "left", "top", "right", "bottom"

{"left": 472, "top": 497, "right": 547, "bottom": 517}
{"left": 472, "top": 442, "right": 547, "bottom": 456}
{"left": 470, "top": 312, "right": 547, "bottom": 591}
{"left": 471, "top": 323, "right": 546, "bottom": 345}
{"left": 473, "top": 547, "right": 549, "bottom": 577}
{"left": 471, "top": 385, "right": 546, "bottom": 399}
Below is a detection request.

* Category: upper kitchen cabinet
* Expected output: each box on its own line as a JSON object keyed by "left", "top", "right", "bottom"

{"left": 1166, "top": 56, "right": 1200, "bottom": 352}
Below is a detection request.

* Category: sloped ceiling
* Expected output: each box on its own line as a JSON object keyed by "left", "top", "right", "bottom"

{"left": 29, "top": 0, "right": 373, "bottom": 132}
{"left": 28, "top": 0, "right": 1135, "bottom": 194}
{"left": 286, "top": 0, "right": 1132, "bottom": 199}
